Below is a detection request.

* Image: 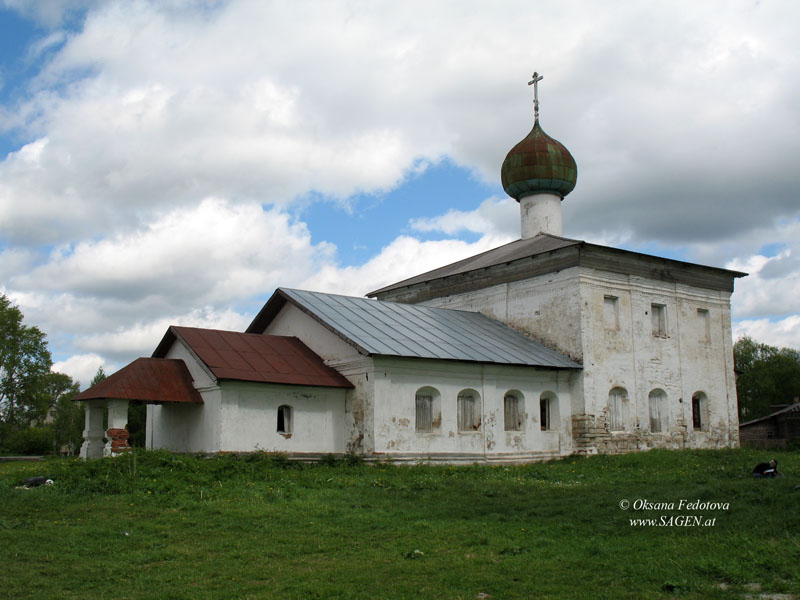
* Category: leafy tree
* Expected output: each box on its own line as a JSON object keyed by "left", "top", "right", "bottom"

{"left": 0, "top": 294, "right": 53, "bottom": 429}
{"left": 734, "top": 336, "right": 800, "bottom": 421}
{"left": 48, "top": 372, "right": 83, "bottom": 455}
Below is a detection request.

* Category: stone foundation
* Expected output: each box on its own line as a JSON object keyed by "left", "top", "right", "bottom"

{"left": 571, "top": 411, "right": 731, "bottom": 455}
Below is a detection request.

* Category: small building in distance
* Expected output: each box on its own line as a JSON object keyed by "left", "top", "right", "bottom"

{"left": 739, "top": 402, "right": 800, "bottom": 448}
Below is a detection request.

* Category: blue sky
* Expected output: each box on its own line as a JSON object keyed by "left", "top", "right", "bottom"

{"left": 0, "top": 0, "right": 798, "bottom": 386}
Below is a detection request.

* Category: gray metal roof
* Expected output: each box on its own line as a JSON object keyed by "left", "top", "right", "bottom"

{"left": 368, "top": 233, "right": 581, "bottom": 296}
{"left": 277, "top": 288, "right": 580, "bottom": 369}
{"left": 367, "top": 232, "right": 746, "bottom": 297}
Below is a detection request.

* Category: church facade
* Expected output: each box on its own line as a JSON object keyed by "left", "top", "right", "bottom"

{"left": 75, "top": 81, "right": 745, "bottom": 461}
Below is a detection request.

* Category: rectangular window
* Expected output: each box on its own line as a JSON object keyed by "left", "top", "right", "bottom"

{"left": 604, "top": 295, "right": 619, "bottom": 330}
{"left": 416, "top": 395, "right": 433, "bottom": 432}
{"left": 458, "top": 394, "right": 476, "bottom": 432}
{"left": 504, "top": 395, "right": 522, "bottom": 431}
{"left": 697, "top": 308, "right": 710, "bottom": 342}
{"left": 651, "top": 303, "right": 667, "bottom": 337}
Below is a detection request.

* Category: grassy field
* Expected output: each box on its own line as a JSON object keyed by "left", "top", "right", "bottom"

{"left": 1, "top": 448, "right": 798, "bottom": 600}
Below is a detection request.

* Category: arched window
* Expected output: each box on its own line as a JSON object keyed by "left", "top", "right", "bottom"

{"left": 504, "top": 391, "right": 524, "bottom": 432}
{"left": 692, "top": 392, "right": 709, "bottom": 432}
{"left": 457, "top": 389, "right": 481, "bottom": 432}
{"left": 277, "top": 405, "right": 292, "bottom": 434}
{"left": 648, "top": 389, "right": 668, "bottom": 433}
{"left": 608, "top": 387, "right": 628, "bottom": 431}
{"left": 415, "top": 387, "right": 441, "bottom": 433}
{"left": 540, "top": 391, "right": 559, "bottom": 431}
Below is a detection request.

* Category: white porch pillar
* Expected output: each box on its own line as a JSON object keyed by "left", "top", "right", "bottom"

{"left": 104, "top": 399, "right": 130, "bottom": 457}
{"left": 80, "top": 400, "right": 106, "bottom": 460}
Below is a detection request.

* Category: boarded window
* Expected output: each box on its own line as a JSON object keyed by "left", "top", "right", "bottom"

{"left": 504, "top": 394, "right": 522, "bottom": 431}
{"left": 648, "top": 389, "right": 668, "bottom": 433}
{"left": 277, "top": 405, "right": 292, "bottom": 434}
{"left": 651, "top": 303, "right": 667, "bottom": 337}
{"left": 458, "top": 394, "right": 479, "bottom": 432}
{"left": 608, "top": 387, "right": 628, "bottom": 431}
{"left": 604, "top": 295, "right": 619, "bottom": 330}
{"left": 416, "top": 395, "right": 433, "bottom": 432}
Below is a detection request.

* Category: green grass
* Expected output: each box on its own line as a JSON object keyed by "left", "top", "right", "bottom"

{"left": 1, "top": 448, "right": 799, "bottom": 599}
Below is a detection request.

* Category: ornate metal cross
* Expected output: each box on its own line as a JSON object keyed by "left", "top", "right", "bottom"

{"left": 528, "top": 72, "right": 543, "bottom": 120}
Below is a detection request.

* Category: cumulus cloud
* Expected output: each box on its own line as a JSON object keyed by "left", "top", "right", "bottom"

{"left": 410, "top": 196, "right": 518, "bottom": 238}
{"left": 2, "top": 0, "right": 800, "bottom": 374}
{"left": 12, "top": 198, "right": 332, "bottom": 306}
{"left": 52, "top": 353, "right": 110, "bottom": 389}
{"left": 734, "top": 316, "right": 800, "bottom": 351}
{"left": 2, "top": 0, "right": 792, "bottom": 248}
{"left": 302, "top": 233, "right": 510, "bottom": 297}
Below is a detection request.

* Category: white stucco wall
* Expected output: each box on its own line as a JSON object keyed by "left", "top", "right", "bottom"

{"left": 418, "top": 264, "right": 739, "bottom": 452}
{"left": 146, "top": 334, "right": 348, "bottom": 454}
{"left": 261, "top": 302, "right": 362, "bottom": 364}
{"left": 218, "top": 381, "right": 347, "bottom": 453}
{"left": 147, "top": 339, "right": 222, "bottom": 452}
{"left": 369, "top": 357, "right": 577, "bottom": 461}
{"left": 579, "top": 271, "right": 738, "bottom": 448}
{"left": 147, "top": 388, "right": 222, "bottom": 453}
{"left": 420, "top": 267, "right": 585, "bottom": 364}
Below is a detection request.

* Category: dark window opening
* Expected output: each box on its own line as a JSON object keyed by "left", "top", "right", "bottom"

{"left": 540, "top": 397, "right": 549, "bottom": 431}
{"left": 277, "top": 405, "right": 292, "bottom": 434}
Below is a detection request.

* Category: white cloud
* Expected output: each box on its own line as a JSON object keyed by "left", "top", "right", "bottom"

{"left": 1, "top": 0, "right": 799, "bottom": 370}
{"left": 77, "top": 305, "right": 251, "bottom": 359}
{"left": 52, "top": 353, "right": 110, "bottom": 389}
{"left": 11, "top": 197, "right": 332, "bottom": 306}
{"left": 725, "top": 222, "right": 800, "bottom": 321}
{"left": 734, "top": 316, "right": 800, "bottom": 351}
{"left": 2, "top": 0, "right": 792, "bottom": 248}
{"left": 410, "top": 195, "right": 518, "bottom": 238}
{"left": 302, "top": 233, "right": 509, "bottom": 297}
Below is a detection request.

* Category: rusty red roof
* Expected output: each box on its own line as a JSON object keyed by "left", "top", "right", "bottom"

{"left": 73, "top": 358, "right": 203, "bottom": 404}
{"left": 153, "top": 326, "right": 353, "bottom": 388}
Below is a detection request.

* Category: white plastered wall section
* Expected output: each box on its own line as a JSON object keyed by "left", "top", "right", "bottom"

{"left": 417, "top": 267, "right": 586, "bottom": 420}
{"left": 146, "top": 339, "right": 221, "bottom": 453}
{"left": 579, "top": 269, "right": 738, "bottom": 447}
{"left": 218, "top": 381, "right": 347, "bottom": 453}
{"left": 417, "top": 265, "right": 739, "bottom": 450}
{"left": 370, "top": 357, "right": 576, "bottom": 462}
{"left": 261, "top": 302, "right": 372, "bottom": 453}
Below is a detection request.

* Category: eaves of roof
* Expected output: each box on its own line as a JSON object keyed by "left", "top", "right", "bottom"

{"left": 248, "top": 288, "right": 580, "bottom": 369}
{"left": 154, "top": 326, "right": 353, "bottom": 389}
{"left": 367, "top": 233, "right": 748, "bottom": 298}
{"left": 73, "top": 358, "right": 203, "bottom": 404}
{"left": 739, "top": 402, "right": 800, "bottom": 428}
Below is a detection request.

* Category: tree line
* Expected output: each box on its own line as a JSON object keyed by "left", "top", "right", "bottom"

{"left": 734, "top": 336, "right": 800, "bottom": 421}
{"left": 0, "top": 293, "right": 106, "bottom": 455}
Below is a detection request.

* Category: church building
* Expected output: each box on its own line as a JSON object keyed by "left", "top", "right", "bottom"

{"left": 75, "top": 75, "right": 745, "bottom": 462}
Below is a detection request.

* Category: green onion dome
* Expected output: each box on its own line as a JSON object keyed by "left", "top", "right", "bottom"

{"left": 501, "top": 119, "right": 577, "bottom": 200}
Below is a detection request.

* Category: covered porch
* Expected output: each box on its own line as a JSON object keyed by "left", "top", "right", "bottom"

{"left": 72, "top": 357, "right": 203, "bottom": 459}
